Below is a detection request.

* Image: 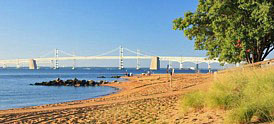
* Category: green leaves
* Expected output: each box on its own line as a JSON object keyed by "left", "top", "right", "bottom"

{"left": 173, "top": 0, "right": 274, "bottom": 63}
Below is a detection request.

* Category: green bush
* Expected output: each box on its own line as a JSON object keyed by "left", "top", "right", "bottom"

{"left": 204, "top": 72, "right": 246, "bottom": 109}
{"left": 179, "top": 91, "right": 205, "bottom": 113}
{"left": 206, "top": 82, "right": 242, "bottom": 109}
{"left": 227, "top": 99, "right": 274, "bottom": 123}
{"left": 227, "top": 103, "right": 256, "bottom": 124}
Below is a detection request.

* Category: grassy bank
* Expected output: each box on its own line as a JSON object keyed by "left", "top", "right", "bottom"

{"left": 180, "top": 66, "right": 274, "bottom": 123}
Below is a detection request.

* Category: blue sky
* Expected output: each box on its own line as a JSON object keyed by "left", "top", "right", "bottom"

{"left": 0, "top": 0, "right": 201, "bottom": 58}
{"left": 0, "top": 1, "right": 272, "bottom": 68}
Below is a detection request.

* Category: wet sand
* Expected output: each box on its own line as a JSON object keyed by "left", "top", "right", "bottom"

{"left": 0, "top": 74, "right": 225, "bottom": 124}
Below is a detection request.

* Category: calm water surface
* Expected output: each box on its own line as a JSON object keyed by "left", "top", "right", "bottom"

{"left": 0, "top": 67, "right": 212, "bottom": 110}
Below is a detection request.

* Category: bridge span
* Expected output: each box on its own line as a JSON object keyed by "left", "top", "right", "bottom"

{"left": 0, "top": 46, "right": 219, "bottom": 71}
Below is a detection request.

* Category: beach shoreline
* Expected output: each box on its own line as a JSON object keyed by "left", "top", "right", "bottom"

{"left": 0, "top": 73, "right": 225, "bottom": 123}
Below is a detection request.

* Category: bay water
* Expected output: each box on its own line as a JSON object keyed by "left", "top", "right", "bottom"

{"left": 0, "top": 67, "right": 212, "bottom": 110}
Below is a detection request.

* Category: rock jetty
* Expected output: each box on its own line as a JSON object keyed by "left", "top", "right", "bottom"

{"left": 97, "top": 75, "right": 121, "bottom": 78}
{"left": 111, "top": 76, "right": 121, "bottom": 78}
{"left": 97, "top": 76, "right": 106, "bottom": 78}
{"left": 31, "top": 78, "right": 114, "bottom": 87}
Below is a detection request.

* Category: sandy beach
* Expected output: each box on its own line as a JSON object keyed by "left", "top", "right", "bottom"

{"left": 0, "top": 74, "right": 225, "bottom": 124}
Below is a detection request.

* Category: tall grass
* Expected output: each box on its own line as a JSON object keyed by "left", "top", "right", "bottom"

{"left": 180, "top": 66, "right": 274, "bottom": 123}
{"left": 179, "top": 91, "right": 205, "bottom": 113}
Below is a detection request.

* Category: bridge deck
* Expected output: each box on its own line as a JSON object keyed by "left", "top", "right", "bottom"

{"left": 0, "top": 56, "right": 218, "bottom": 64}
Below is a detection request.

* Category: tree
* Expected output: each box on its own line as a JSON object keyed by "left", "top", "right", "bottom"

{"left": 173, "top": 0, "right": 274, "bottom": 64}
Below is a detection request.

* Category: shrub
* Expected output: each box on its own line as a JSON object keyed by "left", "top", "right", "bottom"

{"left": 227, "top": 103, "right": 256, "bottom": 123}
{"left": 179, "top": 91, "right": 205, "bottom": 113}
{"left": 206, "top": 82, "right": 242, "bottom": 109}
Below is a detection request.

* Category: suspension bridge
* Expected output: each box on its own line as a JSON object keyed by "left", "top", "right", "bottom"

{"left": 0, "top": 46, "right": 219, "bottom": 71}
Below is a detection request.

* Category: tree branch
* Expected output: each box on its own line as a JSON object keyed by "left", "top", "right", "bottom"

{"left": 262, "top": 46, "right": 274, "bottom": 60}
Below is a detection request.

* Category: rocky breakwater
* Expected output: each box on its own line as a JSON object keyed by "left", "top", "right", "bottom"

{"left": 30, "top": 78, "right": 115, "bottom": 87}
{"left": 97, "top": 75, "right": 121, "bottom": 78}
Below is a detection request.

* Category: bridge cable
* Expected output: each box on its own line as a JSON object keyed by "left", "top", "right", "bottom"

{"left": 123, "top": 48, "right": 148, "bottom": 56}
{"left": 58, "top": 50, "right": 76, "bottom": 57}
{"left": 94, "top": 47, "right": 120, "bottom": 56}
{"left": 39, "top": 50, "right": 55, "bottom": 58}
{"left": 136, "top": 50, "right": 158, "bottom": 57}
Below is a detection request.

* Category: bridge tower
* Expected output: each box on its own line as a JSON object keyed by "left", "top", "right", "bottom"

{"left": 119, "top": 46, "right": 124, "bottom": 70}
{"left": 150, "top": 56, "right": 160, "bottom": 70}
{"left": 54, "top": 49, "right": 59, "bottom": 69}
{"left": 179, "top": 62, "right": 184, "bottom": 70}
{"left": 195, "top": 62, "right": 199, "bottom": 73}
{"left": 136, "top": 49, "right": 140, "bottom": 70}
{"left": 29, "top": 59, "right": 37, "bottom": 70}
{"left": 16, "top": 59, "right": 20, "bottom": 69}
{"left": 179, "top": 57, "right": 183, "bottom": 70}
{"left": 2, "top": 64, "right": 7, "bottom": 69}
{"left": 72, "top": 51, "right": 76, "bottom": 70}
{"left": 169, "top": 61, "right": 173, "bottom": 69}
{"left": 50, "top": 60, "right": 54, "bottom": 69}
{"left": 208, "top": 62, "right": 211, "bottom": 73}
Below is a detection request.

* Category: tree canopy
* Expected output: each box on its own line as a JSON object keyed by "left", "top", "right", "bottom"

{"left": 173, "top": 0, "right": 274, "bottom": 64}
